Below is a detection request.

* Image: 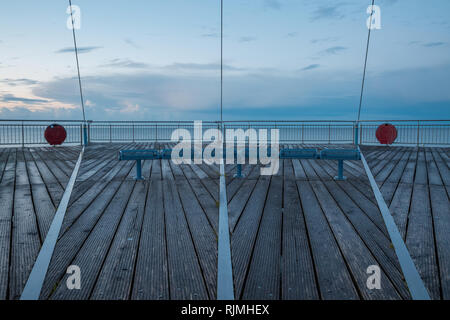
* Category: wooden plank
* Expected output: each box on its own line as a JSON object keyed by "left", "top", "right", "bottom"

{"left": 0, "top": 149, "right": 16, "bottom": 300}
{"left": 31, "top": 149, "right": 70, "bottom": 188}
{"left": 389, "top": 183, "right": 414, "bottom": 240}
{"left": 226, "top": 165, "right": 257, "bottom": 202}
{"left": 33, "top": 148, "right": 73, "bottom": 180}
{"left": 131, "top": 176, "right": 169, "bottom": 300}
{"left": 0, "top": 148, "right": 11, "bottom": 182}
{"left": 61, "top": 161, "right": 132, "bottom": 233}
{"left": 173, "top": 172, "right": 218, "bottom": 299}
{"left": 281, "top": 175, "right": 318, "bottom": 299}
{"left": 414, "top": 150, "right": 427, "bottom": 185}
{"left": 431, "top": 149, "right": 449, "bottom": 186}
{"left": 309, "top": 160, "right": 384, "bottom": 231}
{"left": 179, "top": 164, "right": 219, "bottom": 233}
{"left": 227, "top": 178, "right": 258, "bottom": 232}
{"left": 375, "top": 149, "right": 407, "bottom": 186}
{"left": 320, "top": 159, "right": 377, "bottom": 203}
{"left": 39, "top": 162, "right": 135, "bottom": 299}
{"left": 371, "top": 147, "right": 404, "bottom": 178}
{"left": 310, "top": 180, "right": 401, "bottom": 299}
{"left": 160, "top": 160, "right": 209, "bottom": 299}
{"left": 25, "top": 157, "right": 56, "bottom": 239}
{"left": 406, "top": 183, "right": 441, "bottom": 300}
{"left": 49, "top": 180, "right": 137, "bottom": 300}
{"left": 242, "top": 176, "right": 283, "bottom": 299}
{"left": 321, "top": 180, "right": 410, "bottom": 299}
{"left": 9, "top": 151, "right": 41, "bottom": 300}
{"left": 429, "top": 184, "right": 450, "bottom": 299}
{"left": 379, "top": 151, "right": 411, "bottom": 206}
{"left": 296, "top": 180, "right": 359, "bottom": 299}
{"left": 179, "top": 164, "right": 219, "bottom": 203}
{"left": 425, "top": 150, "right": 443, "bottom": 186}
{"left": 69, "top": 158, "right": 125, "bottom": 206}
{"left": 231, "top": 177, "right": 270, "bottom": 299}
{"left": 28, "top": 150, "right": 64, "bottom": 208}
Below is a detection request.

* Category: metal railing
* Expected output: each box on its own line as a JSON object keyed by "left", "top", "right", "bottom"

{"left": 0, "top": 120, "right": 84, "bottom": 146}
{"left": 0, "top": 119, "right": 449, "bottom": 147}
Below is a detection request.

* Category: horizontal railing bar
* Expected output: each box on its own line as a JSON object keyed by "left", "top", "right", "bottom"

{"left": 1, "top": 119, "right": 449, "bottom": 123}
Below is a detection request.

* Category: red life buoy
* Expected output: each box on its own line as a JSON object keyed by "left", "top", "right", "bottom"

{"left": 376, "top": 123, "right": 397, "bottom": 145}
{"left": 44, "top": 124, "right": 67, "bottom": 145}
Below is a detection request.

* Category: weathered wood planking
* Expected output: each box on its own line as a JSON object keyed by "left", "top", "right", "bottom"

{"left": 129, "top": 159, "right": 170, "bottom": 300}
{"left": 169, "top": 161, "right": 218, "bottom": 299}
{"left": 296, "top": 180, "right": 359, "bottom": 299}
{"left": 0, "top": 149, "right": 16, "bottom": 300}
{"left": 231, "top": 177, "right": 270, "bottom": 299}
{"left": 281, "top": 160, "right": 318, "bottom": 300}
{"left": 242, "top": 176, "right": 283, "bottom": 300}
{"left": 9, "top": 150, "right": 41, "bottom": 300}
{"left": 160, "top": 160, "right": 209, "bottom": 299}
{"left": 39, "top": 160, "right": 136, "bottom": 299}
{"left": 1, "top": 143, "right": 448, "bottom": 300}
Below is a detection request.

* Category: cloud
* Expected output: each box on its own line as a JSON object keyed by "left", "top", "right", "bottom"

{"left": 0, "top": 78, "right": 39, "bottom": 86}
{"left": 124, "top": 38, "right": 141, "bottom": 49}
{"left": 2, "top": 63, "right": 448, "bottom": 121}
{"left": 264, "top": 0, "right": 282, "bottom": 10}
{"left": 55, "top": 46, "right": 103, "bottom": 54}
{"left": 1, "top": 94, "right": 49, "bottom": 104}
{"left": 311, "top": 4, "right": 346, "bottom": 21}
{"left": 320, "top": 46, "right": 347, "bottom": 55}
{"left": 239, "top": 36, "right": 257, "bottom": 43}
{"left": 100, "top": 59, "right": 150, "bottom": 69}
{"left": 423, "top": 42, "right": 446, "bottom": 47}
{"left": 164, "top": 62, "right": 244, "bottom": 72}
{"left": 286, "top": 32, "right": 299, "bottom": 38}
{"left": 311, "top": 37, "right": 339, "bottom": 44}
{"left": 300, "top": 64, "right": 320, "bottom": 71}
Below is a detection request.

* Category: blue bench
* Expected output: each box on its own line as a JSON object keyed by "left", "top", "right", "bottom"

{"left": 119, "top": 149, "right": 161, "bottom": 180}
{"left": 119, "top": 147, "right": 361, "bottom": 181}
{"left": 280, "top": 148, "right": 319, "bottom": 159}
{"left": 319, "top": 149, "right": 361, "bottom": 180}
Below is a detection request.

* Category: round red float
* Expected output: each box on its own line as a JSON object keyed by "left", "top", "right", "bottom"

{"left": 376, "top": 123, "right": 397, "bottom": 145}
{"left": 44, "top": 124, "right": 67, "bottom": 146}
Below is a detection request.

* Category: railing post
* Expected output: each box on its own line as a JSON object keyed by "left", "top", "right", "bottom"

{"left": 132, "top": 122, "right": 135, "bottom": 143}
{"left": 155, "top": 123, "right": 158, "bottom": 142}
{"left": 416, "top": 120, "right": 420, "bottom": 147}
{"left": 110, "top": 124, "right": 112, "bottom": 143}
{"left": 328, "top": 124, "right": 331, "bottom": 144}
{"left": 302, "top": 123, "right": 304, "bottom": 144}
{"left": 80, "top": 124, "right": 83, "bottom": 145}
{"left": 83, "top": 124, "right": 89, "bottom": 146}
{"left": 21, "top": 121, "right": 25, "bottom": 148}
{"left": 354, "top": 122, "right": 359, "bottom": 146}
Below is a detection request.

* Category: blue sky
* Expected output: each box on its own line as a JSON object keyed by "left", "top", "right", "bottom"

{"left": 0, "top": 0, "right": 449, "bottom": 121}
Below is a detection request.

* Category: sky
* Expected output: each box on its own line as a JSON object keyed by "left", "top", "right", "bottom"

{"left": 0, "top": 0, "right": 449, "bottom": 121}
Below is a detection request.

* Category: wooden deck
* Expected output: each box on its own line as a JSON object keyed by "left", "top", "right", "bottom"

{"left": 0, "top": 145, "right": 82, "bottom": 300}
{"left": 0, "top": 143, "right": 448, "bottom": 300}
{"left": 361, "top": 146, "right": 450, "bottom": 300}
